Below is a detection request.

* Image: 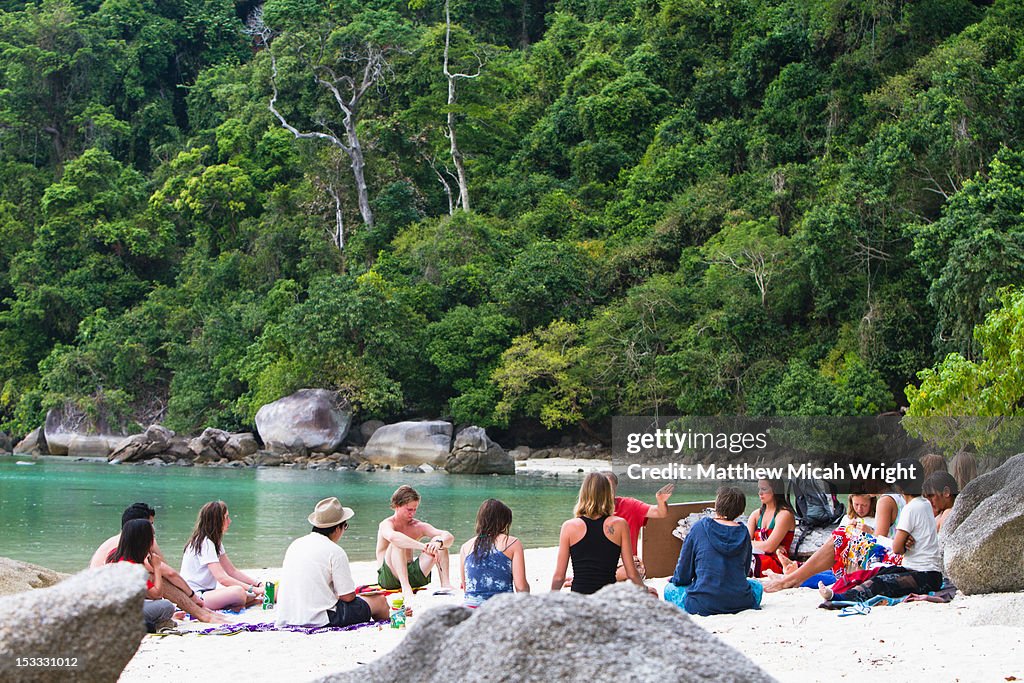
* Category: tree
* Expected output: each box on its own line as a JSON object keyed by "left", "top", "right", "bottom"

{"left": 905, "top": 287, "right": 1024, "bottom": 455}
{"left": 256, "top": 8, "right": 416, "bottom": 229}
{"left": 703, "top": 217, "right": 791, "bottom": 309}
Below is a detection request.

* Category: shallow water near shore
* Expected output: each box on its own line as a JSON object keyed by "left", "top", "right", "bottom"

{"left": 0, "top": 456, "right": 719, "bottom": 572}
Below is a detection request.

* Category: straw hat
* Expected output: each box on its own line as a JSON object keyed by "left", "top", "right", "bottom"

{"left": 308, "top": 497, "right": 355, "bottom": 528}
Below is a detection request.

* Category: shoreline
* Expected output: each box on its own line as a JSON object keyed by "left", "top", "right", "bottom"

{"left": 116, "top": 546, "right": 1024, "bottom": 682}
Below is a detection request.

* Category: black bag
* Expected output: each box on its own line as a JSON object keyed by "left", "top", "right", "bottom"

{"left": 786, "top": 477, "right": 845, "bottom": 528}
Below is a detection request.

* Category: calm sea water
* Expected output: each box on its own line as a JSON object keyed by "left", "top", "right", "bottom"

{"left": 0, "top": 456, "right": 722, "bottom": 572}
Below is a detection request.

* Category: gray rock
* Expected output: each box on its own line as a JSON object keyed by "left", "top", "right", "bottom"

{"left": 418, "top": 463, "right": 435, "bottom": 473}
{"left": 0, "top": 563, "right": 147, "bottom": 682}
{"left": 359, "top": 419, "right": 385, "bottom": 444}
{"left": 363, "top": 421, "right": 453, "bottom": 468}
{"left": 255, "top": 389, "right": 351, "bottom": 454}
{"left": 355, "top": 462, "right": 377, "bottom": 472}
{"left": 68, "top": 434, "right": 124, "bottom": 458}
{"left": 0, "top": 431, "right": 12, "bottom": 452}
{"left": 108, "top": 425, "right": 170, "bottom": 463}
{"left": 446, "top": 426, "right": 515, "bottom": 475}
{"left": 321, "top": 583, "right": 773, "bottom": 683}
{"left": 14, "top": 427, "right": 48, "bottom": 455}
{"left": 401, "top": 464, "right": 422, "bottom": 473}
{"left": 189, "top": 427, "right": 232, "bottom": 463}
{"left": 43, "top": 405, "right": 127, "bottom": 457}
{"left": 509, "top": 446, "right": 532, "bottom": 461}
{"left": 224, "top": 432, "right": 259, "bottom": 461}
{"left": 255, "top": 451, "right": 284, "bottom": 467}
{"left": 943, "top": 453, "right": 1024, "bottom": 595}
{"left": 0, "top": 557, "right": 67, "bottom": 597}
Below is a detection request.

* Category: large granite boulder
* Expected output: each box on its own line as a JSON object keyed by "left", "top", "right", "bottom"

{"left": 109, "top": 425, "right": 179, "bottom": 463}
{"left": 14, "top": 427, "right": 47, "bottom": 455}
{"left": 943, "top": 452, "right": 1024, "bottom": 595}
{"left": 43, "top": 406, "right": 127, "bottom": 457}
{"left": 321, "top": 583, "right": 773, "bottom": 683}
{"left": 445, "top": 426, "right": 515, "bottom": 475}
{"left": 0, "top": 558, "right": 68, "bottom": 597}
{"left": 363, "top": 421, "right": 453, "bottom": 468}
{"left": 255, "top": 389, "right": 352, "bottom": 453}
{"left": 0, "top": 562, "right": 148, "bottom": 682}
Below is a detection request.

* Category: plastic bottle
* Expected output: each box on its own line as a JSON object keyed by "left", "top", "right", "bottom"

{"left": 389, "top": 596, "right": 406, "bottom": 628}
{"left": 262, "top": 581, "right": 276, "bottom": 610}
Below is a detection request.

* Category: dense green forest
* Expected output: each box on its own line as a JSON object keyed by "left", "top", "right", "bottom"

{"left": 1, "top": 0, "right": 1022, "bottom": 440}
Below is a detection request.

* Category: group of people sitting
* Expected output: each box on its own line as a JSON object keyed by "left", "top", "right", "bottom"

{"left": 89, "top": 472, "right": 673, "bottom": 631}
{"left": 665, "top": 454, "right": 970, "bottom": 617}
{"left": 90, "top": 452, "right": 970, "bottom": 631}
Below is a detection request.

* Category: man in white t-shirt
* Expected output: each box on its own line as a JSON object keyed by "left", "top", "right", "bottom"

{"left": 276, "top": 497, "right": 397, "bottom": 628}
{"left": 820, "top": 459, "right": 944, "bottom": 604}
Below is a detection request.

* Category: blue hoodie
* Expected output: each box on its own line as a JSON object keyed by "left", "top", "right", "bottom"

{"left": 669, "top": 517, "right": 757, "bottom": 616}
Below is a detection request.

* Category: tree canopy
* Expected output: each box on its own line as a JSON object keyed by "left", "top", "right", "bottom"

{"left": 0, "top": 0, "right": 1021, "bottom": 441}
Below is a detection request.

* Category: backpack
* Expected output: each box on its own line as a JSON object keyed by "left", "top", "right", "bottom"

{"left": 786, "top": 477, "right": 845, "bottom": 528}
{"left": 786, "top": 477, "right": 845, "bottom": 556}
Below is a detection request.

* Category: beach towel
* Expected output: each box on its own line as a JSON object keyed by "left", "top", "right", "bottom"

{"left": 194, "top": 619, "right": 390, "bottom": 636}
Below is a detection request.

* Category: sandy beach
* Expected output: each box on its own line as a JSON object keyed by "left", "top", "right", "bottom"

{"left": 119, "top": 544, "right": 1024, "bottom": 683}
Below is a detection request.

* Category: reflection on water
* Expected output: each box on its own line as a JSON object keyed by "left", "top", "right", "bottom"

{"left": 0, "top": 457, "right": 720, "bottom": 572}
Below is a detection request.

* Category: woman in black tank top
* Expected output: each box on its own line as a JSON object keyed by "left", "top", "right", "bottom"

{"left": 550, "top": 473, "right": 650, "bottom": 594}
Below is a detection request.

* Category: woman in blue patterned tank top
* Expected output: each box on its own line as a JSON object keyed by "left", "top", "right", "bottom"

{"left": 460, "top": 499, "right": 530, "bottom": 607}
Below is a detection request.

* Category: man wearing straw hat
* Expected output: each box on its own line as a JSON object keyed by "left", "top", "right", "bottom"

{"left": 276, "top": 497, "right": 394, "bottom": 627}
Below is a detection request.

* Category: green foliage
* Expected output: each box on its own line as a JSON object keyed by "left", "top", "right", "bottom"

{"left": 905, "top": 287, "right": 1024, "bottom": 454}
{"left": 1, "top": 0, "right": 1022, "bottom": 437}
{"left": 492, "top": 320, "right": 587, "bottom": 428}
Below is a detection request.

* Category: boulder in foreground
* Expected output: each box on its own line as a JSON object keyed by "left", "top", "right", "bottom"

{"left": 0, "top": 557, "right": 67, "bottom": 597}
{"left": 943, "top": 452, "right": 1024, "bottom": 595}
{"left": 321, "top": 583, "right": 774, "bottom": 683}
{"left": 0, "top": 563, "right": 147, "bottom": 682}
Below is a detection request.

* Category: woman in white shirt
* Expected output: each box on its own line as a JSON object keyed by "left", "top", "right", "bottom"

{"left": 181, "top": 501, "right": 263, "bottom": 610}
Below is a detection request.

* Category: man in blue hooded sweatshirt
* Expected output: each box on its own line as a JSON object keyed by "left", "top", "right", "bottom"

{"left": 664, "top": 486, "right": 763, "bottom": 616}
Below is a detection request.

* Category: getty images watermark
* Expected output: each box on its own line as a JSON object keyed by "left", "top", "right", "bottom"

{"left": 610, "top": 416, "right": 925, "bottom": 492}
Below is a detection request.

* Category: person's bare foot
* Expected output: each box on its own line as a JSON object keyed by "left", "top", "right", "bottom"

{"left": 776, "top": 549, "right": 798, "bottom": 574}
{"left": 817, "top": 581, "right": 834, "bottom": 600}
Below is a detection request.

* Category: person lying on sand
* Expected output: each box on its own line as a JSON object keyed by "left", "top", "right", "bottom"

{"left": 376, "top": 485, "right": 456, "bottom": 604}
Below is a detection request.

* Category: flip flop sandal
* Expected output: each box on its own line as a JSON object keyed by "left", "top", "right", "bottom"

{"left": 838, "top": 604, "right": 871, "bottom": 616}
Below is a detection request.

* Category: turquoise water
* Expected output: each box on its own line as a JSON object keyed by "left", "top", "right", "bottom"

{"left": 0, "top": 456, "right": 720, "bottom": 573}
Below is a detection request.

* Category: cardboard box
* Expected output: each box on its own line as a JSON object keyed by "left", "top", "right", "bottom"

{"left": 640, "top": 500, "right": 715, "bottom": 579}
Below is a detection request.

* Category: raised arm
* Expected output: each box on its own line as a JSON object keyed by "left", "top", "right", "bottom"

{"left": 144, "top": 551, "right": 164, "bottom": 599}
{"left": 646, "top": 484, "right": 674, "bottom": 519}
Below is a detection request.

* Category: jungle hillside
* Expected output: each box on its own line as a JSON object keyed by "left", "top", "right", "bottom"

{"left": 2, "top": 0, "right": 1023, "bottom": 442}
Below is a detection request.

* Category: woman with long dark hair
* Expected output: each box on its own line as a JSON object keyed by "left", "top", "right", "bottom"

{"left": 746, "top": 479, "right": 796, "bottom": 577}
{"left": 459, "top": 499, "right": 529, "bottom": 607}
{"left": 180, "top": 501, "right": 262, "bottom": 609}
{"left": 106, "top": 519, "right": 175, "bottom": 631}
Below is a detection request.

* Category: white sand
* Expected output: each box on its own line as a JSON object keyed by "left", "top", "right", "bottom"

{"left": 119, "top": 545, "right": 1024, "bottom": 683}
{"left": 116, "top": 458, "right": 1023, "bottom": 681}
{"left": 514, "top": 457, "right": 611, "bottom": 475}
